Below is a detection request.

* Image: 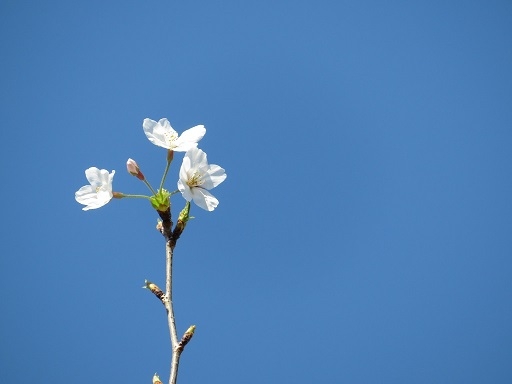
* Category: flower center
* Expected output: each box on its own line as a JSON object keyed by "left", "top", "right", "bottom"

{"left": 164, "top": 131, "right": 178, "bottom": 147}
{"left": 187, "top": 171, "right": 203, "bottom": 187}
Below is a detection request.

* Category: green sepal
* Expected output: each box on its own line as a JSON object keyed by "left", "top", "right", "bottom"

{"left": 149, "top": 189, "right": 171, "bottom": 211}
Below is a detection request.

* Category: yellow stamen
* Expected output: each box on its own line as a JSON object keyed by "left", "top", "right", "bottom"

{"left": 187, "top": 171, "right": 203, "bottom": 187}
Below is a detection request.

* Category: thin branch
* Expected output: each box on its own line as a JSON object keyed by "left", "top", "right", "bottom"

{"left": 169, "top": 349, "right": 181, "bottom": 384}
{"left": 154, "top": 206, "right": 194, "bottom": 384}
{"left": 169, "top": 325, "right": 195, "bottom": 384}
{"left": 165, "top": 241, "right": 179, "bottom": 348}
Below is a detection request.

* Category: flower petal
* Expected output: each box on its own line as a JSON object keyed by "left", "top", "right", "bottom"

{"left": 188, "top": 147, "right": 208, "bottom": 168}
{"left": 190, "top": 187, "right": 219, "bottom": 211}
{"left": 75, "top": 185, "right": 95, "bottom": 203}
{"left": 202, "top": 164, "right": 226, "bottom": 189}
{"left": 173, "top": 125, "right": 206, "bottom": 152}
{"left": 179, "top": 153, "right": 193, "bottom": 182}
{"left": 75, "top": 185, "right": 110, "bottom": 211}
{"left": 177, "top": 179, "right": 194, "bottom": 202}
{"left": 84, "top": 167, "right": 104, "bottom": 187}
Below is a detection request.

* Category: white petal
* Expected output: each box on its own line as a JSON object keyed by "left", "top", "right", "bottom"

{"left": 96, "top": 189, "right": 113, "bottom": 203}
{"left": 172, "top": 141, "right": 198, "bottom": 152}
{"left": 177, "top": 179, "right": 193, "bottom": 201}
{"left": 186, "top": 147, "right": 209, "bottom": 169}
{"left": 143, "top": 118, "right": 158, "bottom": 131}
{"left": 99, "top": 169, "right": 112, "bottom": 186}
{"left": 75, "top": 185, "right": 96, "bottom": 203}
{"left": 142, "top": 118, "right": 160, "bottom": 144}
{"left": 190, "top": 187, "right": 219, "bottom": 211}
{"left": 82, "top": 201, "right": 103, "bottom": 211}
{"left": 173, "top": 125, "right": 206, "bottom": 152}
{"left": 177, "top": 178, "right": 185, "bottom": 193}
{"left": 84, "top": 167, "right": 103, "bottom": 186}
{"left": 75, "top": 190, "right": 103, "bottom": 210}
{"left": 181, "top": 125, "right": 206, "bottom": 142}
{"left": 202, "top": 165, "right": 226, "bottom": 189}
{"left": 179, "top": 153, "right": 193, "bottom": 183}
{"left": 108, "top": 170, "right": 116, "bottom": 186}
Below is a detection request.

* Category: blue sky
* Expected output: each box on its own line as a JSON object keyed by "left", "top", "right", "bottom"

{"left": 1, "top": 1, "right": 512, "bottom": 383}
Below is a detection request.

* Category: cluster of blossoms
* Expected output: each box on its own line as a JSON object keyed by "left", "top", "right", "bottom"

{"left": 75, "top": 118, "right": 227, "bottom": 212}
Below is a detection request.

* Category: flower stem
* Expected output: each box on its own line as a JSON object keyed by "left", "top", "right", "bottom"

{"left": 144, "top": 179, "right": 158, "bottom": 196}
{"left": 119, "top": 194, "right": 151, "bottom": 199}
{"left": 159, "top": 158, "right": 172, "bottom": 192}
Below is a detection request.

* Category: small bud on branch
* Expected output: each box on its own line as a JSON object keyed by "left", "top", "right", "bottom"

{"left": 153, "top": 373, "right": 163, "bottom": 384}
{"left": 172, "top": 202, "right": 191, "bottom": 243}
{"left": 177, "top": 325, "right": 196, "bottom": 352}
{"left": 143, "top": 279, "right": 165, "bottom": 304}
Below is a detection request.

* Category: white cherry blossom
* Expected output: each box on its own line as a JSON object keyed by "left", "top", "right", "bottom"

{"left": 75, "top": 167, "right": 115, "bottom": 211}
{"left": 177, "top": 148, "right": 226, "bottom": 211}
{"left": 143, "top": 118, "right": 205, "bottom": 152}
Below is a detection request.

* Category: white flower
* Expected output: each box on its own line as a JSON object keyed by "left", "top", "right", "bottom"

{"left": 75, "top": 167, "right": 115, "bottom": 211}
{"left": 143, "top": 118, "right": 206, "bottom": 151}
{"left": 177, "top": 148, "right": 226, "bottom": 211}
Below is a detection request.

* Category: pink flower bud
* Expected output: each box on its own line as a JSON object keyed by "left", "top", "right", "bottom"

{"left": 126, "top": 158, "right": 145, "bottom": 180}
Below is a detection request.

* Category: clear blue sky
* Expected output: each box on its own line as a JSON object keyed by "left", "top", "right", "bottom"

{"left": 1, "top": 1, "right": 512, "bottom": 383}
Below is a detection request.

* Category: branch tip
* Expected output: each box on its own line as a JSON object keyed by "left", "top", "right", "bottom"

{"left": 153, "top": 373, "right": 163, "bottom": 384}
{"left": 177, "top": 325, "right": 196, "bottom": 352}
{"left": 143, "top": 279, "right": 165, "bottom": 303}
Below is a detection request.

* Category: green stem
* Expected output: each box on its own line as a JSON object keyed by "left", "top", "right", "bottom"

{"left": 143, "top": 179, "right": 158, "bottom": 196}
{"left": 119, "top": 194, "right": 151, "bottom": 199}
{"left": 159, "top": 159, "right": 172, "bottom": 191}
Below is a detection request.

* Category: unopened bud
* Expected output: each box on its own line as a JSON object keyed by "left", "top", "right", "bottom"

{"left": 178, "top": 201, "right": 191, "bottom": 226}
{"left": 126, "top": 158, "right": 145, "bottom": 180}
{"left": 178, "top": 325, "right": 196, "bottom": 351}
{"left": 153, "top": 373, "right": 163, "bottom": 384}
{"left": 172, "top": 202, "right": 191, "bottom": 241}
{"left": 143, "top": 279, "right": 165, "bottom": 302}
